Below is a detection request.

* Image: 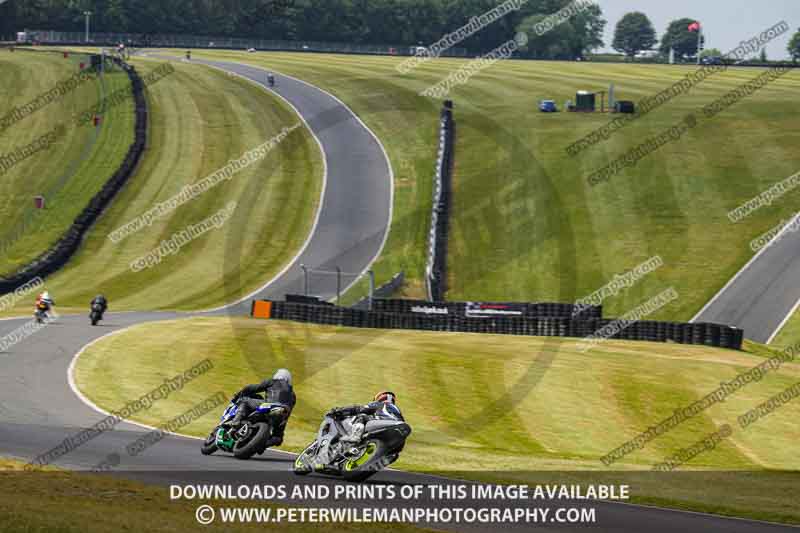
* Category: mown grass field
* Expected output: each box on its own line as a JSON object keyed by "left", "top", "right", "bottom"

{"left": 179, "top": 51, "right": 800, "bottom": 325}
{"left": 0, "top": 49, "right": 134, "bottom": 274}
{"left": 4, "top": 55, "right": 323, "bottom": 313}
{"left": 74, "top": 318, "right": 800, "bottom": 522}
{"left": 0, "top": 459, "right": 430, "bottom": 533}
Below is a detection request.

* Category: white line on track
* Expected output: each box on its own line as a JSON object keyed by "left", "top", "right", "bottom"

{"left": 690, "top": 211, "right": 800, "bottom": 337}
{"left": 194, "top": 58, "right": 395, "bottom": 310}
{"left": 66, "top": 323, "right": 299, "bottom": 457}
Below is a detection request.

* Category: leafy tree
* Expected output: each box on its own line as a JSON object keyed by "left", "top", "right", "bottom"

{"left": 699, "top": 48, "right": 722, "bottom": 58}
{"left": 515, "top": 1, "right": 605, "bottom": 60}
{"left": 759, "top": 48, "right": 767, "bottom": 62}
{"left": 517, "top": 13, "right": 576, "bottom": 59}
{"left": 0, "top": 0, "right": 16, "bottom": 39}
{"left": 612, "top": 11, "right": 656, "bottom": 59}
{"left": 788, "top": 29, "right": 800, "bottom": 62}
{"left": 659, "top": 17, "right": 704, "bottom": 60}
{"left": 568, "top": 2, "right": 606, "bottom": 59}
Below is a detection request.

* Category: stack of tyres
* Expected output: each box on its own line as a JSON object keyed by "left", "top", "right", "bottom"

{"left": 691, "top": 323, "right": 705, "bottom": 344}
{"left": 732, "top": 328, "right": 744, "bottom": 349}
{"left": 642, "top": 322, "right": 654, "bottom": 342}
{"left": 253, "top": 301, "right": 743, "bottom": 350}
{"left": 712, "top": 325, "right": 723, "bottom": 347}
{"left": 656, "top": 322, "right": 668, "bottom": 342}
{"left": 667, "top": 322, "right": 680, "bottom": 343}
{"left": 703, "top": 323, "right": 717, "bottom": 347}
{"left": 679, "top": 323, "right": 692, "bottom": 344}
{"left": 719, "top": 325, "right": 730, "bottom": 346}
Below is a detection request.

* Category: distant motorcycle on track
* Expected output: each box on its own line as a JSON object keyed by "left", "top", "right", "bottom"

{"left": 90, "top": 302, "right": 105, "bottom": 326}
{"left": 293, "top": 410, "right": 411, "bottom": 482}
{"left": 34, "top": 302, "right": 51, "bottom": 324}
{"left": 201, "top": 399, "right": 288, "bottom": 459}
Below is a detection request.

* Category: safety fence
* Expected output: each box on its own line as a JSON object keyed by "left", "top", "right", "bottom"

{"left": 0, "top": 55, "right": 146, "bottom": 294}
{"left": 370, "top": 298, "right": 601, "bottom": 320}
{"left": 425, "top": 102, "right": 455, "bottom": 302}
{"left": 352, "top": 271, "right": 405, "bottom": 310}
{"left": 22, "top": 30, "right": 468, "bottom": 58}
{"left": 252, "top": 300, "right": 744, "bottom": 350}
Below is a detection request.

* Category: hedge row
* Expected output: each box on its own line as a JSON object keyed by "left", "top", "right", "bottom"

{"left": 262, "top": 301, "right": 743, "bottom": 350}
{"left": 0, "top": 57, "right": 147, "bottom": 294}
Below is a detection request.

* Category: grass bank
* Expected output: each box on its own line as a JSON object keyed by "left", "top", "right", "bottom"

{"left": 74, "top": 317, "right": 800, "bottom": 523}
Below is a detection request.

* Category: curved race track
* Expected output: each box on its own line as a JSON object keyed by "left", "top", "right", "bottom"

{"left": 0, "top": 57, "right": 795, "bottom": 533}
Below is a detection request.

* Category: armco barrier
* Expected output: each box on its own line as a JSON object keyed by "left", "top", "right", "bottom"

{"left": 370, "top": 298, "right": 601, "bottom": 320}
{"left": 253, "top": 300, "right": 744, "bottom": 350}
{"left": 0, "top": 56, "right": 147, "bottom": 294}
{"left": 425, "top": 102, "right": 455, "bottom": 301}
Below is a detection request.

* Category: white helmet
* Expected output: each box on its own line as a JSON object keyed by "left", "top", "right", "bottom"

{"left": 272, "top": 368, "right": 292, "bottom": 386}
{"left": 41, "top": 291, "right": 51, "bottom": 301}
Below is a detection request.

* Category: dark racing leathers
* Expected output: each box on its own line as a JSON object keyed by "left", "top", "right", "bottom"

{"left": 90, "top": 297, "right": 108, "bottom": 314}
{"left": 315, "top": 402, "right": 404, "bottom": 465}
{"left": 231, "top": 379, "right": 296, "bottom": 445}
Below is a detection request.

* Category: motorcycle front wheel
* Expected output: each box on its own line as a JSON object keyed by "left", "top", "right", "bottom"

{"left": 200, "top": 428, "right": 219, "bottom": 455}
{"left": 293, "top": 442, "right": 318, "bottom": 475}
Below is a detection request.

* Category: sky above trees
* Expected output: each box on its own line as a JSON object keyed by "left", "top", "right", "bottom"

{"left": 594, "top": 0, "right": 796, "bottom": 59}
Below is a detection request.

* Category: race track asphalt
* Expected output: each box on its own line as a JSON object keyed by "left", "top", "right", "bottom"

{"left": 692, "top": 213, "right": 800, "bottom": 344}
{"left": 0, "top": 56, "right": 795, "bottom": 533}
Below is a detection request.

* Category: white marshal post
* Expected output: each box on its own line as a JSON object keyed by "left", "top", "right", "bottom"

{"left": 689, "top": 21, "right": 703, "bottom": 65}
{"left": 83, "top": 11, "right": 92, "bottom": 43}
{"left": 697, "top": 27, "right": 703, "bottom": 64}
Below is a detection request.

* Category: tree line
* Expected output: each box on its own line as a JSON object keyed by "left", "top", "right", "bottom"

{"left": 2, "top": 0, "right": 605, "bottom": 58}
{"left": 1, "top": 1, "right": 797, "bottom": 61}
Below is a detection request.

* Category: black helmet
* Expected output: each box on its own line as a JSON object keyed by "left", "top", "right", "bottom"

{"left": 374, "top": 391, "right": 397, "bottom": 404}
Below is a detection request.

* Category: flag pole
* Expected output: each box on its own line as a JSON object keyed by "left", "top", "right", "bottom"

{"left": 697, "top": 25, "right": 703, "bottom": 65}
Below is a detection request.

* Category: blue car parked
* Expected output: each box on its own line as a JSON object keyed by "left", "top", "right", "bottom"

{"left": 539, "top": 100, "right": 558, "bottom": 112}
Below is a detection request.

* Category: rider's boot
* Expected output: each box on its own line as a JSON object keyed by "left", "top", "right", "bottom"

{"left": 230, "top": 407, "right": 246, "bottom": 428}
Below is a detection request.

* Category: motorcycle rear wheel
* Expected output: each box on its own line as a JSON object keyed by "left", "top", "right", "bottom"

{"left": 342, "top": 439, "right": 387, "bottom": 482}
